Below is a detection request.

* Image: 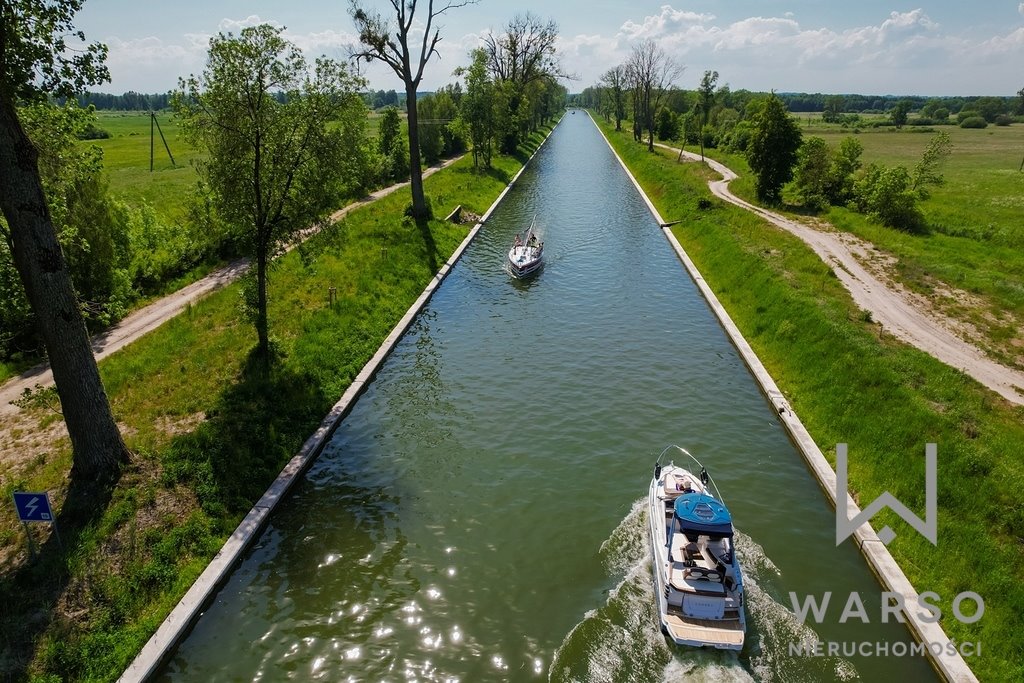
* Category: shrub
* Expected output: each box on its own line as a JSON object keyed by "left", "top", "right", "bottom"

{"left": 956, "top": 109, "right": 981, "bottom": 124}
{"left": 959, "top": 116, "right": 988, "bottom": 129}
{"left": 853, "top": 163, "right": 924, "bottom": 232}
{"left": 994, "top": 114, "right": 1013, "bottom": 126}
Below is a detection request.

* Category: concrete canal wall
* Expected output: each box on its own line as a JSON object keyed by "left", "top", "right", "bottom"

{"left": 588, "top": 112, "right": 975, "bottom": 683}
{"left": 117, "top": 119, "right": 564, "bottom": 683}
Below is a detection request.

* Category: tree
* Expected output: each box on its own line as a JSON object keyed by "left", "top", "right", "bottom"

{"left": 825, "top": 136, "right": 863, "bottom": 205}
{"left": 350, "top": 0, "right": 475, "bottom": 219}
{"left": 822, "top": 95, "right": 844, "bottom": 123}
{"left": 891, "top": 99, "right": 911, "bottom": 129}
{"left": 1016, "top": 87, "right": 1024, "bottom": 115}
{"left": 911, "top": 131, "right": 952, "bottom": 198}
{"left": 483, "top": 13, "right": 568, "bottom": 152}
{"left": 854, "top": 164, "right": 922, "bottom": 231}
{"left": 457, "top": 48, "right": 495, "bottom": 169}
{"left": 0, "top": 0, "right": 129, "bottom": 479}
{"left": 626, "top": 40, "right": 682, "bottom": 152}
{"left": 377, "top": 106, "right": 407, "bottom": 181}
{"left": 600, "top": 66, "right": 627, "bottom": 132}
{"left": 174, "top": 25, "right": 366, "bottom": 361}
{"left": 746, "top": 93, "right": 803, "bottom": 204}
{"left": 696, "top": 70, "right": 717, "bottom": 161}
{"left": 793, "top": 137, "right": 831, "bottom": 210}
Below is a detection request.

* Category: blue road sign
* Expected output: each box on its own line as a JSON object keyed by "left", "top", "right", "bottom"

{"left": 13, "top": 492, "right": 54, "bottom": 523}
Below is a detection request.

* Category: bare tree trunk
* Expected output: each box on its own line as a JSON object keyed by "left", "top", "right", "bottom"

{"left": 405, "top": 84, "right": 428, "bottom": 218}
{"left": 0, "top": 97, "right": 128, "bottom": 480}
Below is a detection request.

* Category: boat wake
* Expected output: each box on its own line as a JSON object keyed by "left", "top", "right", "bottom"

{"left": 548, "top": 500, "right": 857, "bottom": 682}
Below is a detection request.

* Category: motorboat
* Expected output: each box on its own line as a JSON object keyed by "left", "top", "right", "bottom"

{"left": 507, "top": 216, "right": 543, "bottom": 278}
{"left": 648, "top": 445, "right": 746, "bottom": 650}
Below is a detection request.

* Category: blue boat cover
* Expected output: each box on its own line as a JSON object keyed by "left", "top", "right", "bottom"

{"left": 674, "top": 492, "right": 734, "bottom": 538}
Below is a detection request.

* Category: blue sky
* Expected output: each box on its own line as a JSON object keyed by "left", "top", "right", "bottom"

{"left": 73, "top": 1, "right": 1024, "bottom": 96}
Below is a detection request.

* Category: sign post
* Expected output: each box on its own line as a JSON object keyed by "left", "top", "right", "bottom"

{"left": 12, "top": 492, "right": 60, "bottom": 558}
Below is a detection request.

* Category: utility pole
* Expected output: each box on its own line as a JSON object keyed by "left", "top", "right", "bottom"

{"left": 149, "top": 111, "right": 176, "bottom": 171}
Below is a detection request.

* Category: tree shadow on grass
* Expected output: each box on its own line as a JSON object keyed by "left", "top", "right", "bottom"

{"left": 162, "top": 347, "right": 331, "bottom": 519}
{"left": 414, "top": 216, "right": 439, "bottom": 276}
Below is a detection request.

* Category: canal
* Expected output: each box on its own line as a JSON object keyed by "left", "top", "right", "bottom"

{"left": 158, "top": 113, "right": 937, "bottom": 681}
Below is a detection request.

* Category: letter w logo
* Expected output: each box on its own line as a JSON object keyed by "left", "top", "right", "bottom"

{"left": 835, "top": 444, "right": 937, "bottom": 546}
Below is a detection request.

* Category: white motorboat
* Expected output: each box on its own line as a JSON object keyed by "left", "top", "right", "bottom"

{"left": 648, "top": 445, "right": 746, "bottom": 650}
{"left": 507, "top": 216, "right": 543, "bottom": 278}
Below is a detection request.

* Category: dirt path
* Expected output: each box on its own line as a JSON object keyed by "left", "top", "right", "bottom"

{"left": 659, "top": 143, "right": 1024, "bottom": 406}
{"left": 0, "top": 156, "right": 465, "bottom": 423}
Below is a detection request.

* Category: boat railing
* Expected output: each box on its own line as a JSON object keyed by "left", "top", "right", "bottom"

{"left": 654, "top": 444, "right": 727, "bottom": 507}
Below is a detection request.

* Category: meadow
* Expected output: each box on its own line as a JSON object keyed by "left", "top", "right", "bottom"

{"left": 720, "top": 119, "right": 1024, "bottom": 369}
{"left": 89, "top": 112, "right": 198, "bottom": 224}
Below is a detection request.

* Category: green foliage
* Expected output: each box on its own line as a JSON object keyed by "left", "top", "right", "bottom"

{"left": 890, "top": 99, "right": 911, "bottom": 129}
{"left": 959, "top": 116, "right": 987, "bottom": 129}
{"left": 956, "top": 109, "right": 981, "bottom": 124}
{"left": 910, "top": 131, "right": 952, "bottom": 198}
{"left": 0, "top": 101, "right": 141, "bottom": 352}
{"left": 793, "top": 136, "right": 831, "bottom": 210}
{"left": 822, "top": 94, "right": 844, "bottom": 123}
{"left": 655, "top": 106, "right": 679, "bottom": 141}
{"left": 746, "top": 94, "right": 803, "bottom": 203}
{"left": 376, "top": 106, "right": 407, "bottom": 181}
{"left": 416, "top": 92, "right": 465, "bottom": 164}
{"left": 459, "top": 49, "right": 495, "bottom": 169}
{"left": 853, "top": 163, "right": 923, "bottom": 231}
{"left": 173, "top": 24, "right": 368, "bottom": 358}
{"left": 0, "top": 0, "right": 109, "bottom": 101}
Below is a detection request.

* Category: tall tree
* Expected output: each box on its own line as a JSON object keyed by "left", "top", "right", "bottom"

{"left": 627, "top": 40, "right": 682, "bottom": 152}
{"left": 482, "top": 12, "right": 568, "bottom": 152}
{"left": 599, "top": 65, "right": 627, "bottom": 132}
{"left": 891, "top": 99, "right": 911, "bottom": 129}
{"left": 746, "top": 93, "right": 803, "bottom": 204}
{"left": 696, "top": 70, "right": 717, "bottom": 161}
{"left": 0, "top": 0, "right": 129, "bottom": 479}
{"left": 822, "top": 94, "right": 844, "bottom": 123}
{"left": 377, "top": 106, "right": 407, "bottom": 181}
{"left": 350, "top": 0, "right": 475, "bottom": 219}
{"left": 174, "top": 24, "right": 366, "bottom": 361}
{"left": 457, "top": 48, "right": 495, "bottom": 169}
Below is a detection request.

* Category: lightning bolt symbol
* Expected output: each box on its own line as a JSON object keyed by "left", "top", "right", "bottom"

{"left": 26, "top": 497, "right": 39, "bottom": 518}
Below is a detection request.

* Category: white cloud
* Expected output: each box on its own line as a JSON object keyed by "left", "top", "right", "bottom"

{"left": 572, "top": 6, "right": 1019, "bottom": 94}
{"left": 218, "top": 15, "right": 280, "bottom": 33}
{"left": 1019, "top": 2, "right": 1024, "bottom": 16}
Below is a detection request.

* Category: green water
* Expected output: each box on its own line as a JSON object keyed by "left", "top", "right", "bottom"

{"left": 158, "top": 114, "right": 938, "bottom": 682}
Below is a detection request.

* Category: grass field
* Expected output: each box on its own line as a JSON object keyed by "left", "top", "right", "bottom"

{"left": 715, "top": 119, "right": 1024, "bottom": 369}
{"left": 597, "top": 115, "right": 1024, "bottom": 682}
{"left": 88, "top": 112, "right": 199, "bottom": 224}
{"left": 0, "top": 123, "right": 555, "bottom": 682}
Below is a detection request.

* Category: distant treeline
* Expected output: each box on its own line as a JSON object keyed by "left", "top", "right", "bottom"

{"left": 73, "top": 91, "right": 173, "bottom": 110}
{"left": 774, "top": 92, "right": 1018, "bottom": 114}
{"left": 71, "top": 89, "right": 416, "bottom": 112}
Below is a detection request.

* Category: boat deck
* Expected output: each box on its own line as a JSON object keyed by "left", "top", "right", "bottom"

{"left": 664, "top": 613, "right": 745, "bottom": 648}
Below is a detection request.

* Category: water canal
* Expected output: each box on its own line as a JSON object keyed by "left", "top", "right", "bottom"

{"left": 158, "top": 113, "right": 937, "bottom": 682}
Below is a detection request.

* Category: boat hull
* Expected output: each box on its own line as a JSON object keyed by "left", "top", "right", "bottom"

{"left": 507, "top": 246, "right": 543, "bottom": 278}
{"left": 648, "top": 464, "right": 746, "bottom": 650}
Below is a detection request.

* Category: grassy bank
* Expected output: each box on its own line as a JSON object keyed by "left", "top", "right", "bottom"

{"left": 594, "top": 115, "right": 1024, "bottom": 682}
{"left": 0, "top": 122, "right": 556, "bottom": 682}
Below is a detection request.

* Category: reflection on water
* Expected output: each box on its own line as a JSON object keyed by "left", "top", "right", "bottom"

{"left": 159, "top": 114, "right": 936, "bottom": 682}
